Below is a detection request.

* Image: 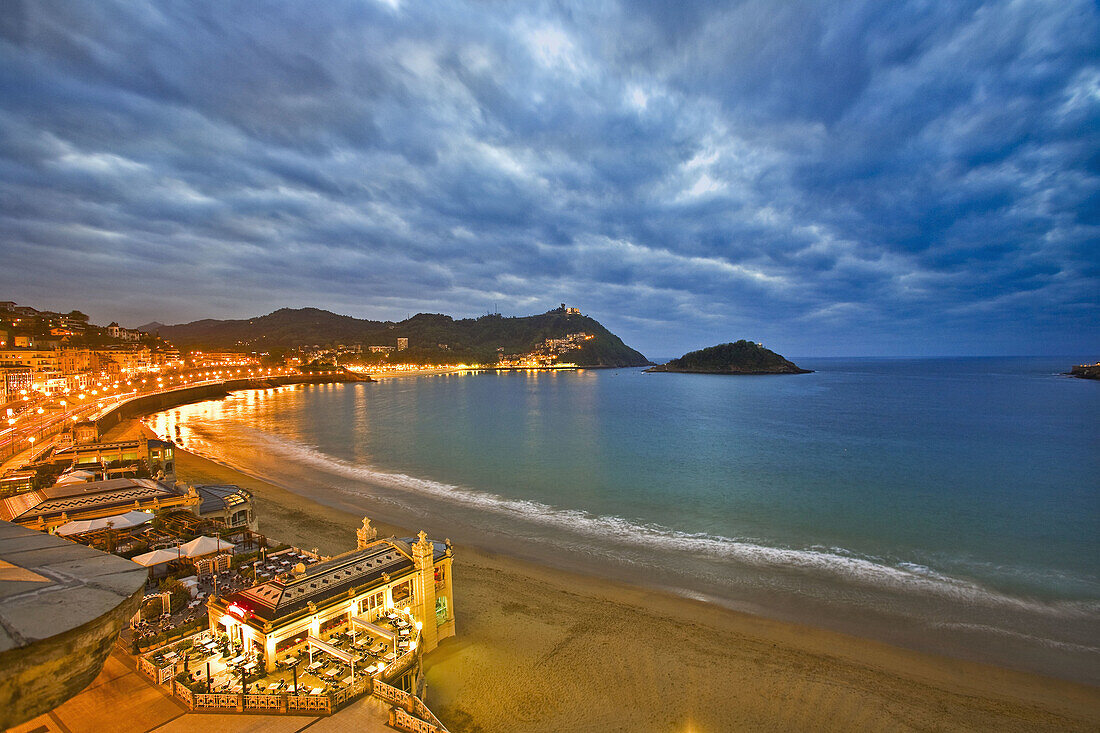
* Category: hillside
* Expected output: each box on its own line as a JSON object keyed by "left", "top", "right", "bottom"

{"left": 150, "top": 307, "right": 651, "bottom": 367}
{"left": 646, "top": 341, "right": 811, "bottom": 374}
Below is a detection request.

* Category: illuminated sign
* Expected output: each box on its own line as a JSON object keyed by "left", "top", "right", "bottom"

{"left": 227, "top": 603, "right": 248, "bottom": 619}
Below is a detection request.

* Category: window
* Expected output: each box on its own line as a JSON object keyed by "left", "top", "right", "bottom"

{"left": 433, "top": 566, "right": 445, "bottom": 584}
{"left": 435, "top": 596, "right": 448, "bottom": 625}
{"left": 391, "top": 580, "right": 411, "bottom": 604}
{"left": 319, "top": 615, "right": 344, "bottom": 635}
{"left": 276, "top": 632, "right": 306, "bottom": 653}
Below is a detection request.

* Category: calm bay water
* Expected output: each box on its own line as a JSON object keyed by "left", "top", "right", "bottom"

{"left": 148, "top": 357, "right": 1100, "bottom": 682}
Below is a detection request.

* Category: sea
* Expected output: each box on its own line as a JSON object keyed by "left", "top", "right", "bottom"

{"left": 146, "top": 356, "right": 1100, "bottom": 684}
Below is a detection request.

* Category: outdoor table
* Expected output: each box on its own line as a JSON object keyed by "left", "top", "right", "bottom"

{"left": 244, "top": 662, "right": 257, "bottom": 672}
{"left": 341, "top": 676, "right": 353, "bottom": 685}
{"left": 399, "top": 628, "right": 410, "bottom": 637}
{"left": 310, "top": 688, "right": 323, "bottom": 696}
{"left": 325, "top": 668, "right": 339, "bottom": 679}
{"left": 307, "top": 661, "right": 323, "bottom": 672}
{"left": 383, "top": 652, "right": 397, "bottom": 662}
{"left": 230, "top": 655, "right": 246, "bottom": 665}
{"left": 267, "top": 683, "right": 280, "bottom": 692}
{"left": 283, "top": 656, "right": 298, "bottom": 666}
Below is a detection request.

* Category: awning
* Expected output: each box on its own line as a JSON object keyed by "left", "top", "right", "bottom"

{"left": 54, "top": 470, "right": 95, "bottom": 486}
{"left": 306, "top": 636, "right": 360, "bottom": 665}
{"left": 131, "top": 548, "right": 181, "bottom": 567}
{"left": 56, "top": 510, "right": 155, "bottom": 536}
{"left": 351, "top": 616, "right": 395, "bottom": 641}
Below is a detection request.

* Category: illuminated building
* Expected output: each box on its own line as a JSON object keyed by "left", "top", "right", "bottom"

{"left": 51, "top": 436, "right": 176, "bottom": 480}
{"left": 194, "top": 484, "right": 257, "bottom": 530}
{"left": 206, "top": 526, "right": 455, "bottom": 679}
{"left": 0, "top": 477, "right": 201, "bottom": 532}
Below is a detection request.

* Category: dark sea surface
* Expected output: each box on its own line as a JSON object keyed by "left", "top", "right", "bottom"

{"left": 148, "top": 357, "right": 1100, "bottom": 683}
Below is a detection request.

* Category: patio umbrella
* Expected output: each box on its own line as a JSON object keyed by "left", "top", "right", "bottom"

{"left": 178, "top": 535, "right": 236, "bottom": 558}
{"left": 131, "top": 548, "right": 180, "bottom": 566}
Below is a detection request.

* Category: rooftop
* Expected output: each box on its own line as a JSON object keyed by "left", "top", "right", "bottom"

{"left": 194, "top": 483, "right": 252, "bottom": 514}
{"left": 0, "top": 477, "right": 189, "bottom": 523}
{"left": 220, "top": 537, "right": 445, "bottom": 623}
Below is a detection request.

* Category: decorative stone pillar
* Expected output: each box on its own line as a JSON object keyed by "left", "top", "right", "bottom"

{"left": 411, "top": 531, "right": 438, "bottom": 653}
{"left": 356, "top": 517, "right": 377, "bottom": 550}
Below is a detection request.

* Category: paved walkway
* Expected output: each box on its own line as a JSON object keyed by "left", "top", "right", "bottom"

{"left": 6, "top": 650, "right": 392, "bottom": 733}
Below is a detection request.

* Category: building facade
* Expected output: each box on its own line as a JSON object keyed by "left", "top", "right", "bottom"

{"left": 194, "top": 484, "right": 257, "bottom": 531}
{"left": 207, "top": 529, "right": 455, "bottom": 676}
{"left": 0, "top": 477, "right": 201, "bottom": 532}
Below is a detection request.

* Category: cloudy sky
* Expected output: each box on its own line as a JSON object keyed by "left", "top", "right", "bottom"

{"left": 1, "top": 1, "right": 1097, "bottom": 357}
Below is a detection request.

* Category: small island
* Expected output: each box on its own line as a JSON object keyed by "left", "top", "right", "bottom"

{"left": 646, "top": 340, "right": 812, "bottom": 375}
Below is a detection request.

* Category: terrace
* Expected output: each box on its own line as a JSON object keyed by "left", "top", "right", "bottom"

{"left": 143, "top": 607, "right": 425, "bottom": 719}
{"left": 126, "top": 547, "right": 321, "bottom": 652}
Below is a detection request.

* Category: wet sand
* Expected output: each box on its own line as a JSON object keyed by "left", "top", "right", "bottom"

{"left": 168, "top": 438, "right": 1100, "bottom": 732}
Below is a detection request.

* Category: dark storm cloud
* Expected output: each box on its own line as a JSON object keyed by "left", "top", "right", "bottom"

{"left": 0, "top": 0, "right": 1097, "bottom": 356}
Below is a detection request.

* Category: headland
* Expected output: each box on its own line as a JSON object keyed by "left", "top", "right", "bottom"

{"left": 1068, "top": 363, "right": 1100, "bottom": 380}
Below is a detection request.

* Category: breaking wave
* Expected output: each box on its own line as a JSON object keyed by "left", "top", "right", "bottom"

{"left": 217, "top": 425, "right": 1096, "bottom": 620}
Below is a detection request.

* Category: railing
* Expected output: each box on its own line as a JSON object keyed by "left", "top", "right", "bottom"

{"left": 243, "top": 693, "right": 283, "bottom": 712}
{"left": 374, "top": 680, "right": 449, "bottom": 732}
{"left": 391, "top": 707, "right": 440, "bottom": 733}
{"left": 374, "top": 679, "right": 410, "bottom": 707}
{"left": 175, "top": 677, "right": 371, "bottom": 716}
{"left": 136, "top": 656, "right": 158, "bottom": 681}
{"left": 287, "top": 693, "right": 331, "bottom": 714}
{"left": 174, "top": 679, "right": 194, "bottom": 708}
{"left": 331, "top": 676, "right": 373, "bottom": 709}
{"left": 387, "top": 647, "right": 417, "bottom": 675}
{"left": 411, "top": 696, "right": 448, "bottom": 731}
{"left": 192, "top": 692, "right": 241, "bottom": 710}
{"left": 136, "top": 655, "right": 175, "bottom": 686}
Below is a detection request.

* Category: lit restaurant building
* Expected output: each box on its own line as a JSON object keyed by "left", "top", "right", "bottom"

{"left": 206, "top": 526, "right": 455, "bottom": 678}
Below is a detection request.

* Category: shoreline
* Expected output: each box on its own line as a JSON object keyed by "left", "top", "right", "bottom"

{"left": 160, "top": 424, "right": 1100, "bottom": 731}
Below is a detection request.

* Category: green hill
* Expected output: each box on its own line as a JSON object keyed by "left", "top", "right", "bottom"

{"left": 646, "top": 341, "right": 810, "bottom": 374}
{"left": 152, "top": 306, "right": 651, "bottom": 367}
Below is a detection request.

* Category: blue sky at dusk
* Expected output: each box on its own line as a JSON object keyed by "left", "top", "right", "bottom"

{"left": 0, "top": 1, "right": 1097, "bottom": 357}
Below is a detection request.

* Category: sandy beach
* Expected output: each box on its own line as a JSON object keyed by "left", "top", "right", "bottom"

{"left": 164, "top": 433, "right": 1099, "bottom": 732}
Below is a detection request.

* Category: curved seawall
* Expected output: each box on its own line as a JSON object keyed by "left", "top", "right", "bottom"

{"left": 94, "top": 373, "right": 370, "bottom": 435}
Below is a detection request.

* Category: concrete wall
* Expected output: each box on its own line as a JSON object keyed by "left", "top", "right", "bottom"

{"left": 0, "top": 522, "right": 147, "bottom": 729}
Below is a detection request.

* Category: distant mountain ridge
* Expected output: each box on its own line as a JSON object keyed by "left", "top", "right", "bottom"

{"left": 646, "top": 341, "right": 811, "bottom": 374}
{"left": 152, "top": 306, "right": 651, "bottom": 367}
